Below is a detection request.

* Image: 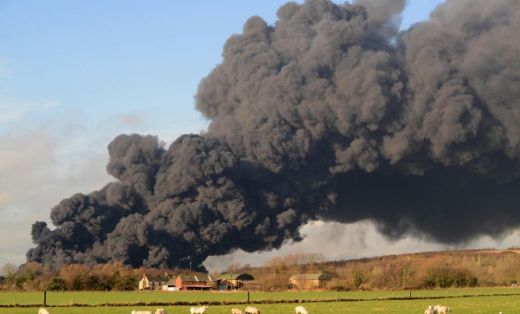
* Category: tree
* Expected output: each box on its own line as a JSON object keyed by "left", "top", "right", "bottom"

{"left": 352, "top": 270, "right": 367, "bottom": 288}
{"left": 1, "top": 263, "right": 17, "bottom": 281}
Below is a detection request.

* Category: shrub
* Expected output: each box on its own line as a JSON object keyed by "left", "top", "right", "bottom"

{"left": 47, "top": 278, "right": 66, "bottom": 291}
{"left": 352, "top": 270, "right": 367, "bottom": 288}
{"left": 114, "top": 275, "right": 138, "bottom": 291}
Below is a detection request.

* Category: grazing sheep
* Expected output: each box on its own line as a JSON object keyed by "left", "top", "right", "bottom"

{"left": 231, "top": 308, "right": 243, "bottom": 314}
{"left": 424, "top": 305, "right": 435, "bottom": 314}
{"left": 38, "top": 308, "right": 50, "bottom": 314}
{"left": 131, "top": 311, "right": 152, "bottom": 314}
{"left": 434, "top": 305, "right": 450, "bottom": 314}
{"left": 190, "top": 305, "right": 208, "bottom": 314}
{"left": 155, "top": 308, "right": 167, "bottom": 314}
{"left": 244, "top": 306, "right": 260, "bottom": 314}
{"left": 295, "top": 305, "right": 308, "bottom": 314}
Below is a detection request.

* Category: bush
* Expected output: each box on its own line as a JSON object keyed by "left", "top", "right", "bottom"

{"left": 114, "top": 275, "right": 138, "bottom": 291}
{"left": 15, "top": 277, "right": 26, "bottom": 290}
{"left": 352, "top": 270, "right": 367, "bottom": 288}
{"left": 424, "top": 267, "right": 475, "bottom": 288}
{"left": 47, "top": 278, "right": 66, "bottom": 291}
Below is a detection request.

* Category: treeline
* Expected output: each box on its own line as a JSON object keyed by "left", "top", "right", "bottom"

{"left": 229, "top": 250, "right": 520, "bottom": 290}
{"left": 0, "top": 261, "right": 179, "bottom": 291}
{"left": 2, "top": 249, "right": 520, "bottom": 291}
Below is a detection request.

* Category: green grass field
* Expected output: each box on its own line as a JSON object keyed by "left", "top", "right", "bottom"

{"left": 0, "top": 287, "right": 519, "bottom": 313}
{"left": 0, "top": 287, "right": 518, "bottom": 306}
{"left": 0, "top": 295, "right": 518, "bottom": 314}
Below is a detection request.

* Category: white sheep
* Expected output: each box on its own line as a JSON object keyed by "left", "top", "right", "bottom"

{"left": 295, "top": 305, "right": 308, "bottom": 314}
{"left": 231, "top": 308, "right": 243, "bottom": 314}
{"left": 155, "top": 308, "right": 167, "bottom": 314}
{"left": 424, "top": 305, "right": 435, "bottom": 314}
{"left": 190, "top": 305, "right": 208, "bottom": 314}
{"left": 434, "top": 305, "right": 450, "bottom": 314}
{"left": 131, "top": 311, "right": 152, "bottom": 314}
{"left": 38, "top": 308, "right": 50, "bottom": 314}
{"left": 244, "top": 306, "right": 260, "bottom": 314}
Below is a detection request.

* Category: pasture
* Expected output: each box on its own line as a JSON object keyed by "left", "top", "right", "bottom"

{"left": 0, "top": 288, "right": 520, "bottom": 314}
{"left": 0, "top": 287, "right": 519, "bottom": 306}
{"left": 0, "top": 295, "right": 518, "bottom": 313}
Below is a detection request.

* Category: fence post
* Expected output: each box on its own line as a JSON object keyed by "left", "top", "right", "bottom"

{"left": 247, "top": 291, "right": 250, "bottom": 303}
{"left": 409, "top": 290, "right": 412, "bottom": 299}
{"left": 43, "top": 290, "right": 47, "bottom": 306}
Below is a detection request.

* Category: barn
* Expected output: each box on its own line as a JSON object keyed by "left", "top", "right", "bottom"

{"left": 175, "top": 274, "right": 214, "bottom": 290}
{"left": 289, "top": 273, "right": 334, "bottom": 290}
{"left": 217, "top": 273, "right": 255, "bottom": 290}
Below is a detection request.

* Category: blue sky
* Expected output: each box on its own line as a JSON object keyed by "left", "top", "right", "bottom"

{"left": 0, "top": 0, "right": 444, "bottom": 137}
{"left": 2, "top": 0, "right": 481, "bottom": 268}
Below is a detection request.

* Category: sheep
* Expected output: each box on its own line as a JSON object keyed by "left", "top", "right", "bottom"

{"left": 131, "top": 311, "right": 152, "bottom": 314}
{"left": 190, "top": 305, "right": 208, "bottom": 314}
{"left": 38, "top": 309, "right": 50, "bottom": 314}
{"left": 295, "top": 305, "right": 309, "bottom": 314}
{"left": 424, "top": 305, "right": 435, "bottom": 314}
{"left": 231, "top": 308, "right": 243, "bottom": 314}
{"left": 244, "top": 306, "right": 260, "bottom": 314}
{"left": 434, "top": 305, "right": 450, "bottom": 314}
{"left": 155, "top": 309, "right": 167, "bottom": 314}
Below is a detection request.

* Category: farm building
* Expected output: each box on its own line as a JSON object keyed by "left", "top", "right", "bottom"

{"left": 138, "top": 274, "right": 168, "bottom": 291}
{"left": 138, "top": 274, "right": 150, "bottom": 290}
{"left": 289, "top": 273, "right": 334, "bottom": 290}
{"left": 217, "top": 273, "right": 255, "bottom": 290}
{"left": 175, "top": 274, "right": 214, "bottom": 290}
{"left": 162, "top": 278, "right": 179, "bottom": 291}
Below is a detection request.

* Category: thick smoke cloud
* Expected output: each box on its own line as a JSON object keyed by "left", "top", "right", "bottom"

{"left": 28, "top": 0, "right": 520, "bottom": 269}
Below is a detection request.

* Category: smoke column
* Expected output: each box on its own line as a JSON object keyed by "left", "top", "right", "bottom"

{"left": 28, "top": 0, "right": 520, "bottom": 269}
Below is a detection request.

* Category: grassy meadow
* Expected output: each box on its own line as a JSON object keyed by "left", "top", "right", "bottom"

{"left": 0, "top": 295, "right": 518, "bottom": 314}
{"left": 0, "top": 287, "right": 519, "bottom": 306}
{"left": 0, "top": 288, "right": 519, "bottom": 313}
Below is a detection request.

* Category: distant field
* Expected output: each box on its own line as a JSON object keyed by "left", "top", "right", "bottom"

{"left": 0, "top": 287, "right": 519, "bottom": 306}
{"left": 0, "top": 295, "right": 518, "bottom": 314}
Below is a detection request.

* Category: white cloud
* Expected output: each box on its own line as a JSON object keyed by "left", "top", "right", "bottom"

{"left": 0, "top": 113, "right": 111, "bottom": 265}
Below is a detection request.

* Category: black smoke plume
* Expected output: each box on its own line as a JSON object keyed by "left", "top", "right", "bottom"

{"left": 28, "top": 0, "right": 520, "bottom": 269}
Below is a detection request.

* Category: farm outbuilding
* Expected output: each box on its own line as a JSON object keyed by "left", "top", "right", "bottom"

{"left": 289, "top": 273, "right": 334, "bottom": 290}
{"left": 138, "top": 274, "right": 150, "bottom": 290}
{"left": 162, "top": 278, "right": 179, "bottom": 291}
{"left": 217, "top": 273, "right": 255, "bottom": 290}
{"left": 138, "top": 274, "right": 168, "bottom": 291}
{"left": 175, "top": 274, "right": 214, "bottom": 290}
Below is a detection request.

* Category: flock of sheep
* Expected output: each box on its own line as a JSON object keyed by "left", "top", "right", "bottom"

{"left": 37, "top": 305, "right": 309, "bottom": 314}
{"left": 35, "top": 304, "right": 507, "bottom": 314}
{"left": 424, "top": 305, "right": 450, "bottom": 314}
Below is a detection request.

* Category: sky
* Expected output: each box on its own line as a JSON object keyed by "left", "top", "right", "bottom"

{"left": 4, "top": 0, "right": 517, "bottom": 270}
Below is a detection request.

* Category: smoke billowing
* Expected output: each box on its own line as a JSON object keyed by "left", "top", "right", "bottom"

{"left": 28, "top": 0, "right": 520, "bottom": 269}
